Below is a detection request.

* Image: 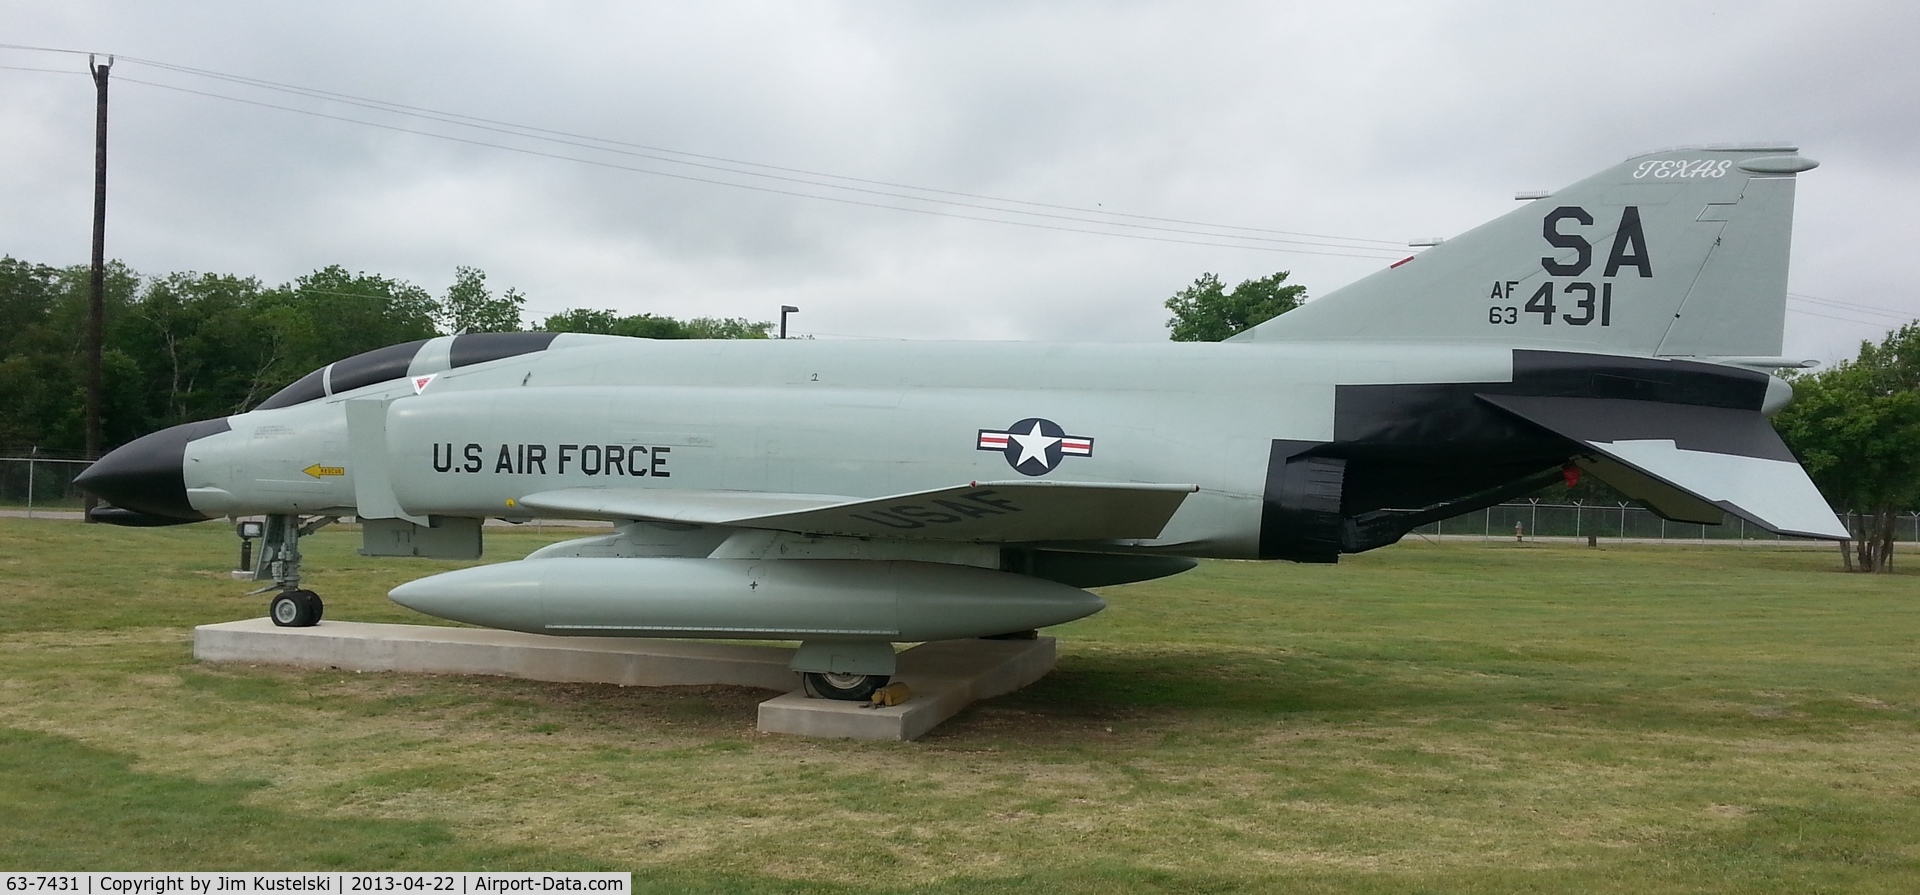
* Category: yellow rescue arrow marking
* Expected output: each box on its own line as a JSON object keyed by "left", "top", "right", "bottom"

{"left": 302, "top": 464, "right": 345, "bottom": 479}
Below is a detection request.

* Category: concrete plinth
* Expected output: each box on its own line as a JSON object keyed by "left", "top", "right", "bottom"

{"left": 757, "top": 637, "right": 1055, "bottom": 741}
{"left": 193, "top": 619, "right": 1056, "bottom": 741}
{"left": 194, "top": 618, "right": 798, "bottom": 690}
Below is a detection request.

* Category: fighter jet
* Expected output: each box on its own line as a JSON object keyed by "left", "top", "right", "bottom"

{"left": 77, "top": 144, "right": 1845, "bottom": 700}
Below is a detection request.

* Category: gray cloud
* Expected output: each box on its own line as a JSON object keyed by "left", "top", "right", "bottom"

{"left": 1, "top": 0, "right": 1913, "bottom": 359}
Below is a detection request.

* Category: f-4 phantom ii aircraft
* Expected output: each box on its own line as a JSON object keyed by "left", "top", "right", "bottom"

{"left": 78, "top": 144, "right": 1847, "bottom": 700}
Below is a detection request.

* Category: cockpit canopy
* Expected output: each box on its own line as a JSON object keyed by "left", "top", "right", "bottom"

{"left": 255, "top": 332, "right": 560, "bottom": 411}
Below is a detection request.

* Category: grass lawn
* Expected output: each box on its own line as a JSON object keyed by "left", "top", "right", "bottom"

{"left": 1, "top": 518, "right": 1917, "bottom": 892}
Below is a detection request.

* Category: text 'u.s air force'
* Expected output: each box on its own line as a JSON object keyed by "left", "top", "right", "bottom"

{"left": 431, "top": 443, "right": 671, "bottom": 477}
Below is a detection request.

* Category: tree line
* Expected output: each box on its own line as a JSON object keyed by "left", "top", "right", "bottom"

{"left": 0, "top": 256, "right": 769, "bottom": 457}
{"left": 1166, "top": 270, "right": 1920, "bottom": 571}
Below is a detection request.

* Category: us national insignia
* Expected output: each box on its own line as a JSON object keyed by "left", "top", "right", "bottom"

{"left": 976, "top": 418, "right": 1093, "bottom": 476}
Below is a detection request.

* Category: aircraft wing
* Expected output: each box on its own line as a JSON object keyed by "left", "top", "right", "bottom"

{"left": 1479, "top": 395, "right": 1849, "bottom": 540}
{"left": 516, "top": 480, "right": 1200, "bottom": 542}
{"left": 515, "top": 488, "right": 853, "bottom": 524}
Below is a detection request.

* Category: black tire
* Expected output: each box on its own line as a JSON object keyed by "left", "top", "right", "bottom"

{"left": 981, "top": 629, "right": 1039, "bottom": 641}
{"left": 269, "top": 589, "right": 323, "bottom": 627}
{"left": 802, "top": 672, "right": 889, "bottom": 701}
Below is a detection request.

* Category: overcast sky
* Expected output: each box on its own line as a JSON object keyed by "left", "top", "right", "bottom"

{"left": 2, "top": 1, "right": 1914, "bottom": 363}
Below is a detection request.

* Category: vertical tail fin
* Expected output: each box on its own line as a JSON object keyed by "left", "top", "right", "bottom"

{"left": 1231, "top": 144, "right": 1815, "bottom": 358}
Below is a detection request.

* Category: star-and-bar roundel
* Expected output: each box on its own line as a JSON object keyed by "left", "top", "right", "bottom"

{"left": 977, "top": 418, "right": 1093, "bottom": 476}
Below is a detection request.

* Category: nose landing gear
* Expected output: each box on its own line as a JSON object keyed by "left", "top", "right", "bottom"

{"left": 249, "top": 514, "right": 336, "bottom": 627}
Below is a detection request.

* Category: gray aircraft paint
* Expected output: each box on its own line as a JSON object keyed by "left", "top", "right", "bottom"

{"left": 183, "top": 339, "right": 1521, "bottom": 559}
{"left": 80, "top": 145, "right": 1849, "bottom": 656}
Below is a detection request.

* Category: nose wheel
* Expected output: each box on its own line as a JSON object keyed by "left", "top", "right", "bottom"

{"left": 250, "top": 514, "right": 334, "bottom": 627}
{"left": 269, "top": 589, "right": 324, "bottom": 627}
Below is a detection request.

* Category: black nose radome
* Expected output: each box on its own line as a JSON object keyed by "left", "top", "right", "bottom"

{"left": 75, "top": 418, "right": 232, "bottom": 521}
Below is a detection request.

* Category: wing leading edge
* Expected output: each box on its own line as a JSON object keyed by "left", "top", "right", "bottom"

{"left": 516, "top": 480, "right": 1199, "bottom": 542}
{"left": 1480, "top": 394, "right": 1848, "bottom": 540}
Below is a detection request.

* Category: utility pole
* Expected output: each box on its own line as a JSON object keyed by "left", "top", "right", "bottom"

{"left": 779, "top": 305, "right": 798, "bottom": 339}
{"left": 85, "top": 54, "right": 111, "bottom": 520}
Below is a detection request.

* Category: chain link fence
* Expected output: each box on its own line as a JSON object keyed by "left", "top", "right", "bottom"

{"left": 0, "top": 455, "right": 94, "bottom": 516}
{"left": 1416, "top": 502, "right": 1920, "bottom": 544}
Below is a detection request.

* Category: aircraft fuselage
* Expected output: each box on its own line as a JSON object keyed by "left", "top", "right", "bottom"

{"left": 158, "top": 334, "right": 1779, "bottom": 561}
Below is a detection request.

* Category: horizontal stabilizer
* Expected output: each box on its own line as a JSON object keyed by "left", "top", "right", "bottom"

{"left": 517, "top": 480, "right": 1199, "bottom": 542}
{"left": 1480, "top": 395, "right": 1848, "bottom": 540}
{"left": 1571, "top": 454, "right": 1724, "bottom": 526}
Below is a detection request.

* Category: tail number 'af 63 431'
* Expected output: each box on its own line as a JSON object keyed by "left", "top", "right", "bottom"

{"left": 1488, "top": 281, "right": 1614, "bottom": 326}
{"left": 1488, "top": 205, "right": 1651, "bottom": 327}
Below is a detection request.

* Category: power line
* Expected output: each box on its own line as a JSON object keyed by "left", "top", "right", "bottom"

{"left": 0, "top": 64, "right": 85, "bottom": 74}
{"left": 1787, "top": 292, "right": 1916, "bottom": 321}
{"left": 9, "top": 45, "right": 1898, "bottom": 312}
{"left": 0, "top": 43, "right": 1405, "bottom": 256}
{"left": 1784, "top": 291, "right": 1917, "bottom": 329}
{"left": 116, "top": 54, "right": 1406, "bottom": 249}
{"left": 0, "top": 44, "right": 92, "bottom": 56}
{"left": 1786, "top": 306, "right": 1904, "bottom": 327}
{"left": 109, "top": 74, "right": 1403, "bottom": 259}
{"left": 13, "top": 45, "right": 1900, "bottom": 337}
{"left": 114, "top": 72, "right": 1399, "bottom": 254}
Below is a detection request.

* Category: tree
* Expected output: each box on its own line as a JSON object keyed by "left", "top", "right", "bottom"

{"left": 1165, "top": 271, "right": 1306, "bottom": 342}
{"left": 540, "top": 309, "right": 772, "bottom": 340}
{"left": 115, "top": 271, "right": 276, "bottom": 430}
{"left": 683, "top": 317, "right": 773, "bottom": 339}
{"left": 437, "top": 266, "right": 525, "bottom": 334}
{"left": 0, "top": 258, "right": 139, "bottom": 454}
{"left": 538, "top": 308, "right": 620, "bottom": 335}
{"left": 541, "top": 308, "right": 690, "bottom": 339}
{"left": 0, "top": 257, "right": 67, "bottom": 450}
{"left": 1, "top": 256, "right": 527, "bottom": 454}
{"left": 254, "top": 265, "right": 440, "bottom": 395}
{"left": 1773, "top": 322, "right": 1920, "bottom": 572}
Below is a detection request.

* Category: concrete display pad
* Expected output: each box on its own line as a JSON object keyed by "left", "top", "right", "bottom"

{"left": 757, "top": 637, "right": 1056, "bottom": 741}
{"left": 194, "top": 619, "right": 1056, "bottom": 741}
{"left": 195, "top": 618, "right": 800, "bottom": 689}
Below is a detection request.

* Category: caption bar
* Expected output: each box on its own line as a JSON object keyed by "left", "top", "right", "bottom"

{"left": 3, "top": 875, "right": 629, "bottom": 895}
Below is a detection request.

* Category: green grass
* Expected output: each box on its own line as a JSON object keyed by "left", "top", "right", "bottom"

{"left": 2, "top": 518, "right": 1918, "bottom": 891}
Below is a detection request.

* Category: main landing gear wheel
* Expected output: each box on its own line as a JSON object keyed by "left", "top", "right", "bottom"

{"left": 802, "top": 672, "right": 890, "bottom": 701}
{"left": 269, "top": 589, "right": 324, "bottom": 627}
